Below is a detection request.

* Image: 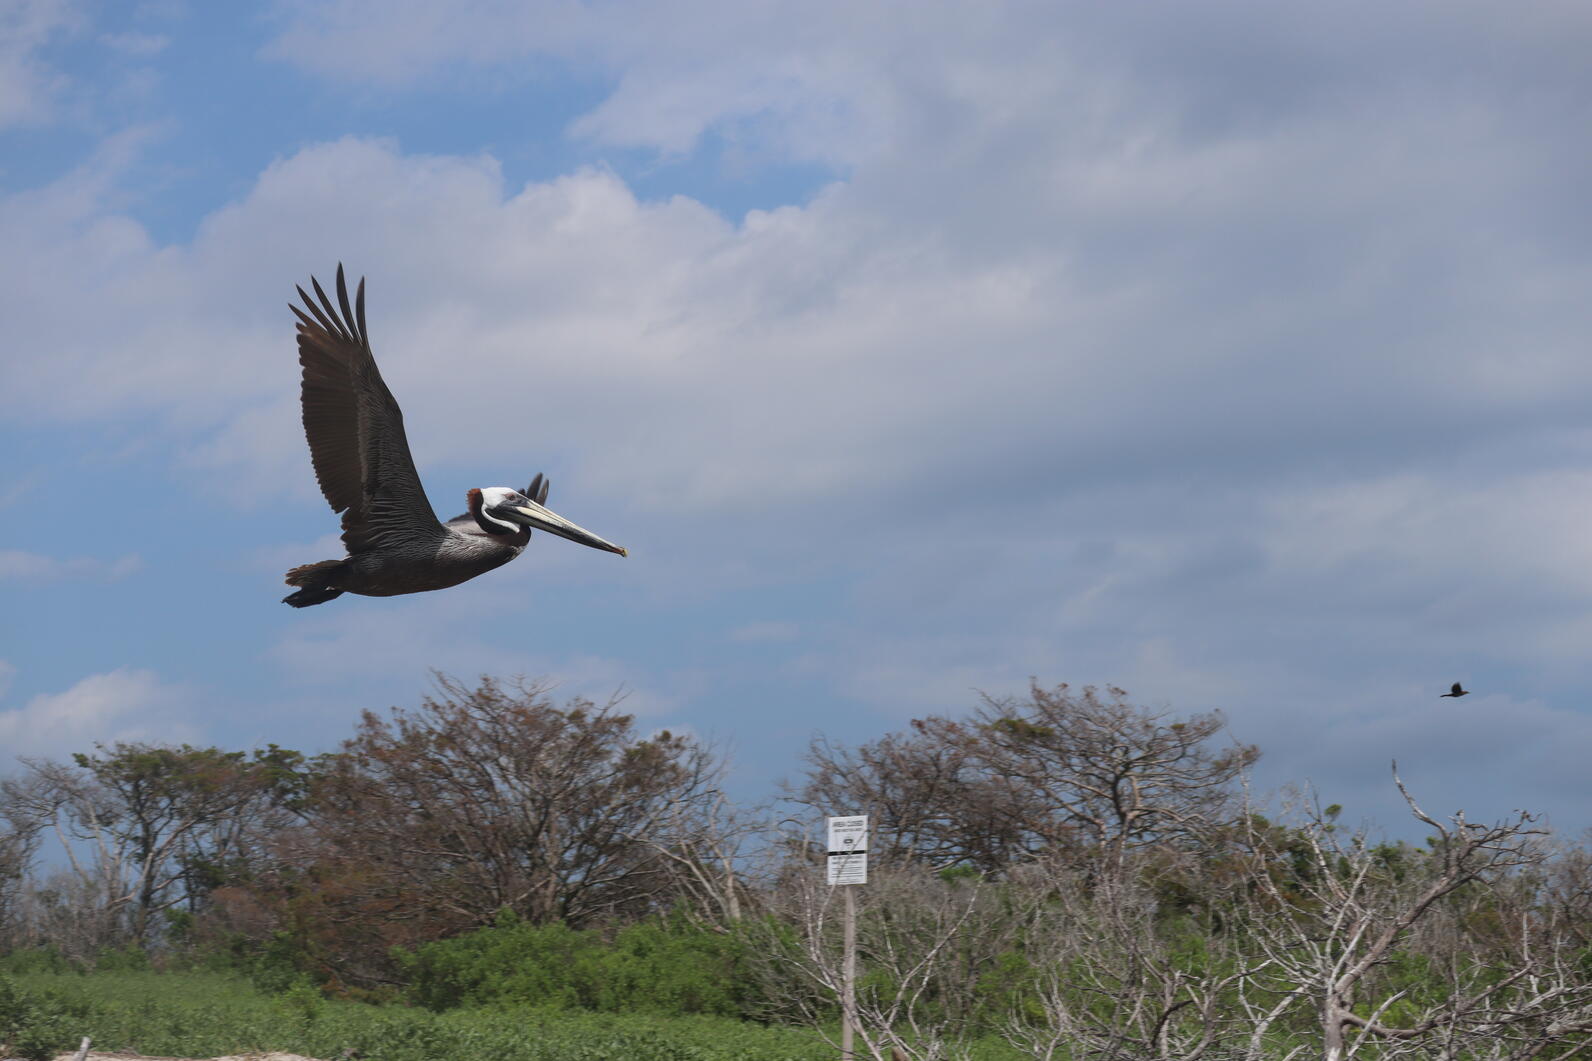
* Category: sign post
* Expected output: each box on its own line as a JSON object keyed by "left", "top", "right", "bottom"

{"left": 843, "top": 886, "right": 856, "bottom": 1061}
{"left": 826, "top": 814, "right": 869, "bottom": 885}
{"left": 826, "top": 815, "right": 868, "bottom": 1060}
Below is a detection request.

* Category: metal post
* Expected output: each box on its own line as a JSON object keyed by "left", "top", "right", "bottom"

{"left": 842, "top": 883, "right": 857, "bottom": 1061}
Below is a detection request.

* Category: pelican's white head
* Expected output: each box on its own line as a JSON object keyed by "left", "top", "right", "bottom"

{"left": 469, "top": 486, "right": 627, "bottom": 556}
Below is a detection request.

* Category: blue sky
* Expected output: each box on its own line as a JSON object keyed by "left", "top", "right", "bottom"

{"left": 5, "top": 0, "right": 1592, "bottom": 837}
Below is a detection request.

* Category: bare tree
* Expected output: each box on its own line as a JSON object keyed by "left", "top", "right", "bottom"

{"left": 1, "top": 759, "right": 141, "bottom": 949}
{"left": 625, "top": 788, "right": 764, "bottom": 930}
{"left": 973, "top": 683, "right": 1258, "bottom": 880}
{"left": 0, "top": 791, "right": 41, "bottom": 948}
{"left": 301, "top": 674, "right": 728, "bottom": 934}
{"left": 1395, "top": 870, "right": 1592, "bottom": 1060}
{"left": 998, "top": 856, "right": 1267, "bottom": 1061}
{"left": 798, "top": 723, "right": 1045, "bottom": 873}
{"left": 752, "top": 864, "right": 1007, "bottom": 1061}
{"left": 6, "top": 869, "right": 127, "bottom": 960}
{"left": 796, "top": 683, "right": 1257, "bottom": 878}
{"left": 1241, "top": 767, "right": 1592, "bottom": 1061}
{"left": 1541, "top": 832, "right": 1592, "bottom": 949}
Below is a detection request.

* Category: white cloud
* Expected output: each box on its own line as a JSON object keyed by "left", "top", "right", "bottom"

{"left": 98, "top": 30, "right": 167, "bottom": 56}
{"left": 0, "top": 550, "right": 142, "bottom": 581}
{"left": 9, "top": 29, "right": 1592, "bottom": 529}
{"left": 261, "top": 2, "right": 1592, "bottom": 183}
{"left": 0, "top": 667, "right": 198, "bottom": 759}
{"left": 263, "top": 0, "right": 573, "bottom": 88}
{"left": 7, "top": 0, "right": 1592, "bottom": 828}
{"left": 268, "top": 589, "right": 678, "bottom": 716}
{"left": 0, "top": 0, "right": 79, "bottom": 129}
{"left": 7, "top": 131, "right": 1073, "bottom": 527}
{"left": 263, "top": 0, "right": 889, "bottom": 165}
{"left": 1262, "top": 472, "right": 1592, "bottom": 599}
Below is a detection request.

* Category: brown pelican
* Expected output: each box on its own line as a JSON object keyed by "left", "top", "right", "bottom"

{"left": 1439, "top": 682, "right": 1469, "bottom": 698}
{"left": 282, "top": 266, "right": 626, "bottom": 608}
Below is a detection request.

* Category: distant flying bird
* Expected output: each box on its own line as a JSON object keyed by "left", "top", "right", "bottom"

{"left": 1439, "top": 683, "right": 1469, "bottom": 698}
{"left": 281, "top": 266, "right": 626, "bottom": 608}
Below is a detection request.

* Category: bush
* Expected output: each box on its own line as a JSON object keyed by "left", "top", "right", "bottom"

{"left": 92, "top": 943, "right": 151, "bottom": 973}
{"left": 0, "top": 947, "right": 75, "bottom": 976}
{"left": 0, "top": 970, "right": 845, "bottom": 1061}
{"left": 0, "top": 974, "right": 75, "bottom": 1061}
{"left": 249, "top": 930, "right": 317, "bottom": 994}
{"left": 395, "top": 913, "right": 755, "bottom": 1017}
{"left": 587, "top": 919, "right": 752, "bottom": 1017}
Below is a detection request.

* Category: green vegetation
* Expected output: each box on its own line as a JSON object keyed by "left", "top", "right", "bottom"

{"left": 1, "top": 973, "right": 75, "bottom": 1061}
{"left": 3, "top": 677, "right": 1589, "bottom": 1058}
{"left": 0, "top": 969, "right": 842, "bottom": 1061}
{"left": 395, "top": 913, "right": 756, "bottom": 1017}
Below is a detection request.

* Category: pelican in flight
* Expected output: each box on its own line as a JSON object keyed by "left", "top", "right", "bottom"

{"left": 282, "top": 266, "right": 625, "bottom": 608}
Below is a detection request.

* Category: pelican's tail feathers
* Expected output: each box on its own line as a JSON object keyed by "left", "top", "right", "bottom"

{"left": 283, "top": 559, "right": 349, "bottom": 608}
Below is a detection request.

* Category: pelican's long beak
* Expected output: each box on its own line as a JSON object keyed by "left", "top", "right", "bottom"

{"left": 512, "top": 502, "right": 627, "bottom": 556}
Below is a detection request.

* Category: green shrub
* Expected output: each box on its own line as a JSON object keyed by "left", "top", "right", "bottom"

{"left": 91, "top": 943, "right": 151, "bottom": 973}
{"left": 0, "top": 946, "right": 75, "bottom": 976}
{"left": 395, "top": 915, "right": 593, "bottom": 1010}
{"left": 0, "top": 973, "right": 75, "bottom": 1061}
{"left": 0, "top": 969, "right": 848, "bottom": 1061}
{"left": 395, "top": 913, "right": 755, "bottom": 1017}
{"left": 249, "top": 930, "right": 317, "bottom": 994}
{"left": 0, "top": 974, "right": 26, "bottom": 1045}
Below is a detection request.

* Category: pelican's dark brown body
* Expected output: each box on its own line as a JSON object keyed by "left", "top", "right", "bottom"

{"left": 285, "top": 521, "right": 526, "bottom": 600}
{"left": 282, "top": 267, "right": 625, "bottom": 607}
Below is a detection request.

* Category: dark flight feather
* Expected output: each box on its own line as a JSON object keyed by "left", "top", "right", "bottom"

{"left": 292, "top": 264, "right": 439, "bottom": 555}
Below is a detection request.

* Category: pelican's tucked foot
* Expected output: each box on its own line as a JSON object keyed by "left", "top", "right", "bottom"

{"left": 283, "top": 559, "right": 349, "bottom": 608}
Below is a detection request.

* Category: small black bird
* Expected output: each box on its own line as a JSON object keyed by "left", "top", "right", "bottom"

{"left": 1439, "top": 682, "right": 1469, "bottom": 698}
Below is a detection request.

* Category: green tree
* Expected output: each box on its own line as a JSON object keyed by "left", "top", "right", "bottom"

{"left": 797, "top": 682, "right": 1257, "bottom": 878}
{"left": 4, "top": 743, "right": 312, "bottom": 945}
{"left": 243, "top": 675, "right": 729, "bottom": 986}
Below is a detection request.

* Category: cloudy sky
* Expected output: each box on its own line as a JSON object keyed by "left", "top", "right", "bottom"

{"left": 4, "top": 0, "right": 1592, "bottom": 837}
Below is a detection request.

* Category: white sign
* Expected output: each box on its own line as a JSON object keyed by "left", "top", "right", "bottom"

{"left": 826, "top": 814, "right": 868, "bottom": 885}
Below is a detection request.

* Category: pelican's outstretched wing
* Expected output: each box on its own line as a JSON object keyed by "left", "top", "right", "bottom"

{"left": 292, "top": 265, "right": 440, "bottom": 554}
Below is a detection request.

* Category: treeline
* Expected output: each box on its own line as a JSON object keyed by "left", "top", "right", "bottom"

{"left": 2, "top": 675, "right": 1591, "bottom": 1059}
